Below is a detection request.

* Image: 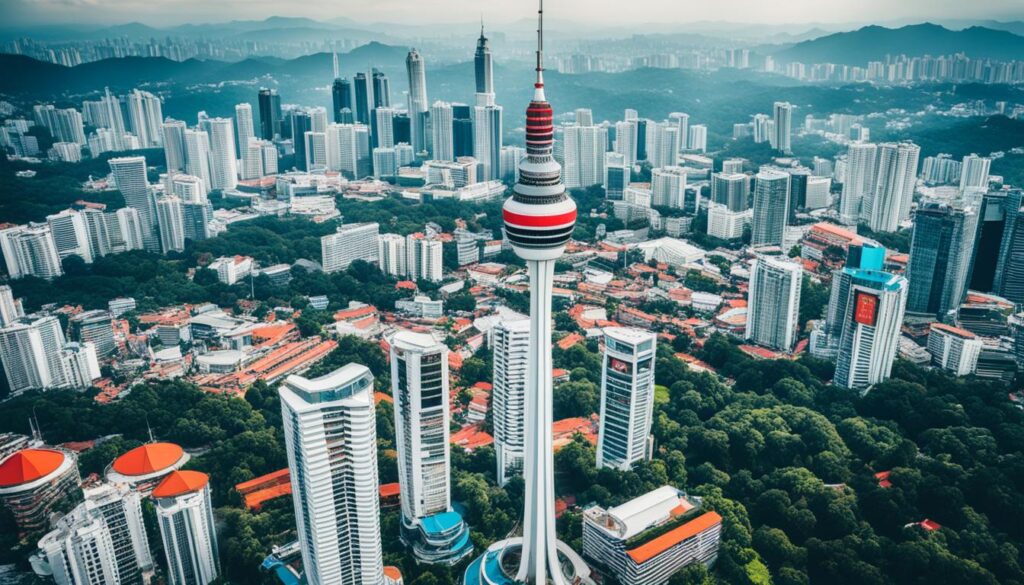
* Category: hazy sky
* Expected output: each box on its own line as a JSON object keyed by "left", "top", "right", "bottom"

{"left": 6, "top": 0, "right": 1024, "bottom": 27}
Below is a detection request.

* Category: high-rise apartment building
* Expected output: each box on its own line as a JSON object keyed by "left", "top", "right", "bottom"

{"left": 562, "top": 124, "right": 606, "bottom": 189}
{"left": 927, "top": 323, "right": 983, "bottom": 376}
{"left": 687, "top": 124, "right": 707, "bottom": 153}
{"left": 46, "top": 209, "right": 94, "bottom": 264}
{"left": 772, "top": 101, "right": 793, "bottom": 154}
{"left": 162, "top": 119, "right": 188, "bottom": 172}
{"left": 711, "top": 172, "right": 749, "bottom": 211}
{"left": 280, "top": 365, "right": 384, "bottom": 585}
{"left": 390, "top": 332, "right": 472, "bottom": 565}
{"left": 0, "top": 315, "right": 68, "bottom": 393}
{"left": 0, "top": 224, "right": 64, "bottom": 280}
{"left": 155, "top": 196, "right": 186, "bottom": 253}
{"left": 864, "top": 142, "right": 920, "bottom": 232}
{"left": 0, "top": 285, "right": 23, "bottom": 327}
{"left": 751, "top": 169, "right": 790, "bottom": 247}
{"left": 839, "top": 142, "right": 878, "bottom": 225}
{"left": 322, "top": 222, "right": 380, "bottom": 273}
{"left": 70, "top": 309, "right": 115, "bottom": 358}
{"left": 746, "top": 256, "right": 802, "bottom": 351}
{"left": 205, "top": 118, "right": 237, "bottom": 191}
{"left": 126, "top": 89, "right": 163, "bottom": 148}
{"left": 326, "top": 123, "right": 371, "bottom": 179}
{"left": 405, "top": 235, "right": 443, "bottom": 282}
{"left": 0, "top": 448, "right": 81, "bottom": 538}
{"left": 234, "top": 103, "right": 255, "bottom": 157}
{"left": 650, "top": 166, "right": 688, "bottom": 209}
{"left": 153, "top": 471, "right": 220, "bottom": 585}
{"left": 430, "top": 101, "right": 454, "bottom": 162}
{"left": 597, "top": 327, "right": 657, "bottom": 471}
{"left": 492, "top": 319, "right": 529, "bottom": 486}
{"left": 108, "top": 156, "right": 159, "bottom": 252}
{"left": 959, "top": 154, "right": 991, "bottom": 192}
{"left": 833, "top": 268, "right": 909, "bottom": 390}
{"left": 378, "top": 233, "right": 407, "bottom": 277}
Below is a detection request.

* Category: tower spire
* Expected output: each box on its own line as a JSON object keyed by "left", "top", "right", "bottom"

{"left": 535, "top": 0, "right": 545, "bottom": 90}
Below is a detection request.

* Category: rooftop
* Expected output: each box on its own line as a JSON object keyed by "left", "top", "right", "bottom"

{"left": 0, "top": 449, "right": 66, "bottom": 487}
{"left": 111, "top": 442, "right": 185, "bottom": 476}
{"left": 626, "top": 511, "right": 723, "bottom": 564}
{"left": 153, "top": 470, "right": 210, "bottom": 498}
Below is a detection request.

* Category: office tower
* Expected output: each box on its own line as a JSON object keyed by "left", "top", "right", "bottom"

{"left": 805, "top": 176, "right": 831, "bottom": 209}
{"left": 280, "top": 365, "right": 384, "bottom": 585}
{"left": 38, "top": 482, "right": 153, "bottom": 585}
{"left": 687, "top": 124, "right": 707, "bottom": 153}
{"left": 960, "top": 154, "right": 991, "bottom": 192}
{"left": 452, "top": 104, "right": 474, "bottom": 158}
{"left": 501, "top": 146, "right": 527, "bottom": 185}
{"left": 0, "top": 285, "right": 22, "bottom": 327}
{"left": 373, "top": 107, "right": 396, "bottom": 149}
{"left": 234, "top": 103, "right": 255, "bottom": 157}
{"left": 473, "top": 103, "right": 503, "bottom": 181}
{"left": 772, "top": 101, "right": 793, "bottom": 153}
{"left": 332, "top": 77, "right": 353, "bottom": 124}
{"left": 205, "top": 118, "right": 237, "bottom": 191}
{"left": 290, "top": 110, "right": 313, "bottom": 171}
{"left": 969, "top": 190, "right": 1021, "bottom": 291}
{"left": 429, "top": 101, "right": 454, "bottom": 161}
{"left": 864, "top": 142, "right": 920, "bottom": 232}
{"left": 563, "top": 124, "right": 606, "bottom": 189}
{"left": 353, "top": 72, "right": 371, "bottom": 125}
{"left": 746, "top": 257, "right": 802, "bottom": 351}
{"left": 651, "top": 166, "right": 687, "bottom": 209}
{"left": 492, "top": 319, "right": 529, "bottom": 486}
{"left": 596, "top": 327, "right": 657, "bottom": 471}
{"left": 707, "top": 204, "right": 752, "bottom": 240}
{"left": 634, "top": 119, "right": 649, "bottom": 161}
{"left": 604, "top": 152, "right": 630, "bottom": 200}
{"left": 126, "top": 89, "right": 163, "bottom": 148}
{"left": 669, "top": 112, "right": 689, "bottom": 153}
{"left": 326, "top": 123, "right": 371, "bottom": 179}
{"left": 1, "top": 224, "right": 64, "bottom": 280}
{"left": 470, "top": 12, "right": 588, "bottom": 579}
{"left": 183, "top": 129, "right": 212, "bottom": 196}
{"left": 155, "top": 196, "right": 186, "bottom": 253}
{"left": 649, "top": 122, "right": 679, "bottom": 169}
{"left": 378, "top": 233, "right": 407, "bottom": 277}
{"left": 257, "top": 88, "right": 281, "bottom": 140}
{"left": 787, "top": 168, "right": 810, "bottom": 219}
{"left": 582, "top": 486, "right": 722, "bottom": 585}
{"left": 751, "top": 169, "right": 790, "bottom": 247}
{"left": 46, "top": 209, "right": 93, "bottom": 263}
{"left": 153, "top": 471, "right": 219, "bottom": 585}
{"left": 721, "top": 158, "right": 743, "bottom": 174}
{"left": 927, "top": 323, "right": 983, "bottom": 376}
{"left": 406, "top": 49, "right": 429, "bottom": 154}
{"left": 0, "top": 448, "right": 81, "bottom": 539}
{"left": 475, "top": 24, "right": 495, "bottom": 105}
{"left": 305, "top": 131, "right": 328, "bottom": 171}
{"left": 322, "top": 222, "right": 380, "bottom": 273}
{"left": 390, "top": 332, "right": 473, "bottom": 565}
{"left": 839, "top": 142, "right": 878, "bottom": 225}
{"left": 109, "top": 156, "right": 159, "bottom": 252}
{"left": 162, "top": 119, "right": 187, "bottom": 172}
{"left": 711, "top": 172, "right": 749, "bottom": 211}
{"left": 370, "top": 69, "right": 391, "bottom": 109}
{"left": 70, "top": 310, "right": 114, "bottom": 358}
{"left": 614, "top": 120, "right": 636, "bottom": 167}
{"left": 0, "top": 315, "right": 67, "bottom": 393}
{"left": 994, "top": 193, "right": 1024, "bottom": 304}
{"left": 905, "top": 202, "right": 979, "bottom": 317}
{"left": 833, "top": 268, "right": 908, "bottom": 390}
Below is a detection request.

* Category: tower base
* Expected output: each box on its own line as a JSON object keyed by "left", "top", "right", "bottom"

{"left": 462, "top": 538, "right": 593, "bottom": 585}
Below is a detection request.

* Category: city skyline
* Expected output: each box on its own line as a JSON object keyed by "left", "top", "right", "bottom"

{"left": 5, "top": 0, "right": 1024, "bottom": 28}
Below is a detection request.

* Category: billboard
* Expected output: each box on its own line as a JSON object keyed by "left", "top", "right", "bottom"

{"left": 853, "top": 291, "right": 879, "bottom": 326}
{"left": 609, "top": 357, "right": 632, "bottom": 374}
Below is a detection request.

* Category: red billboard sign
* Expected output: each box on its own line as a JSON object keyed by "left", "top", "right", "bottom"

{"left": 853, "top": 291, "right": 879, "bottom": 326}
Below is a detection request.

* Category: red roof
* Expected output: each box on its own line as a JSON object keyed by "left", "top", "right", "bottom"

{"left": 874, "top": 470, "right": 892, "bottom": 489}
{"left": 919, "top": 519, "right": 941, "bottom": 531}
{"left": 112, "top": 443, "right": 184, "bottom": 476}
{"left": 152, "top": 470, "right": 209, "bottom": 498}
{"left": 384, "top": 566, "right": 403, "bottom": 582}
{"left": 0, "top": 449, "right": 66, "bottom": 487}
{"left": 380, "top": 482, "right": 401, "bottom": 498}
{"left": 626, "top": 511, "right": 723, "bottom": 564}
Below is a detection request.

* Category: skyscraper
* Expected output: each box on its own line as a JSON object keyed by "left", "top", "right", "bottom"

{"left": 839, "top": 142, "right": 878, "bottom": 225}
{"left": 156, "top": 196, "right": 186, "bottom": 253}
{"left": 373, "top": 107, "right": 396, "bottom": 149}
{"left": 184, "top": 129, "right": 212, "bottom": 196}
{"left": 596, "top": 327, "right": 657, "bottom": 471}
{"left": 452, "top": 104, "right": 474, "bottom": 158}
{"left": 161, "top": 119, "right": 187, "bottom": 172}
{"left": 0, "top": 285, "right": 23, "bottom": 327}
{"left": 126, "top": 89, "right": 164, "bottom": 148}
{"left": 353, "top": 72, "right": 371, "bottom": 125}
{"left": 563, "top": 123, "right": 606, "bottom": 189}
{"left": 326, "top": 123, "right": 371, "bottom": 179}
{"left": 108, "top": 156, "right": 159, "bottom": 252}
{"left": 235, "top": 103, "right": 255, "bottom": 157}
{"left": 206, "top": 118, "right": 238, "bottom": 191}
{"left": 492, "top": 318, "right": 529, "bottom": 487}
{"left": 650, "top": 166, "right": 688, "bottom": 209}
{"left": 429, "top": 101, "right": 454, "bottom": 161}
{"left": 0, "top": 224, "right": 63, "bottom": 280}
{"left": 406, "top": 49, "right": 429, "bottom": 155}
{"left": 668, "top": 112, "right": 689, "bottom": 153}
{"left": 993, "top": 192, "right": 1024, "bottom": 304}
{"left": 291, "top": 110, "right": 313, "bottom": 172}
{"left": 864, "top": 142, "right": 920, "bottom": 232}
{"left": 472, "top": 25, "right": 503, "bottom": 180}
{"left": 378, "top": 233, "right": 407, "bottom": 277}
{"left": 332, "top": 77, "right": 353, "bottom": 124}
{"left": 46, "top": 209, "right": 94, "bottom": 264}
{"left": 603, "top": 152, "right": 630, "bottom": 200}
{"left": 711, "top": 172, "right": 749, "bottom": 211}
{"left": 960, "top": 154, "right": 991, "bottom": 192}
{"left": 371, "top": 68, "right": 391, "bottom": 108}
{"left": 751, "top": 169, "right": 790, "bottom": 247}
{"left": 465, "top": 4, "right": 588, "bottom": 582}
{"left": 390, "top": 332, "right": 472, "bottom": 565}
{"left": 772, "top": 101, "right": 793, "bottom": 154}
{"left": 153, "top": 471, "right": 220, "bottom": 585}
{"left": 687, "top": 124, "right": 707, "bottom": 153}
{"left": 405, "top": 235, "right": 443, "bottom": 282}
{"left": 833, "top": 267, "right": 909, "bottom": 390}
{"left": 474, "top": 24, "right": 494, "bottom": 103}
{"left": 614, "top": 120, "right": 636, "bottom": 167}
{"left": 0, "top": 315, "right": 68, "bottom": 393}
{"left": 905, "top": 201, "right": 979, "bottom": 317}
{"left": 280, "top": 365, "right": 384, "bottom": 585}
{"left": 746, "top": 256, "right": 803, "bottom": 351}
{"left": 257, "top": 88, "right": 281, "bottom": 140}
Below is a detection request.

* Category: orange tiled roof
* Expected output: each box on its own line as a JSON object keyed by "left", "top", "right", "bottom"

{"left": 626, "top": 511, "right": 723, "bottom": 564}
{"left": 112, "top": 443, "right": 184, "bottom": 476}
{"left": 0, "top": 449, "right": 66, "bottom": 487}
{"left": 152, "top": 470, "right": 209, "bottom": 498}
{"left": 380, "top": 482, "right": 401, "bottom": 498}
